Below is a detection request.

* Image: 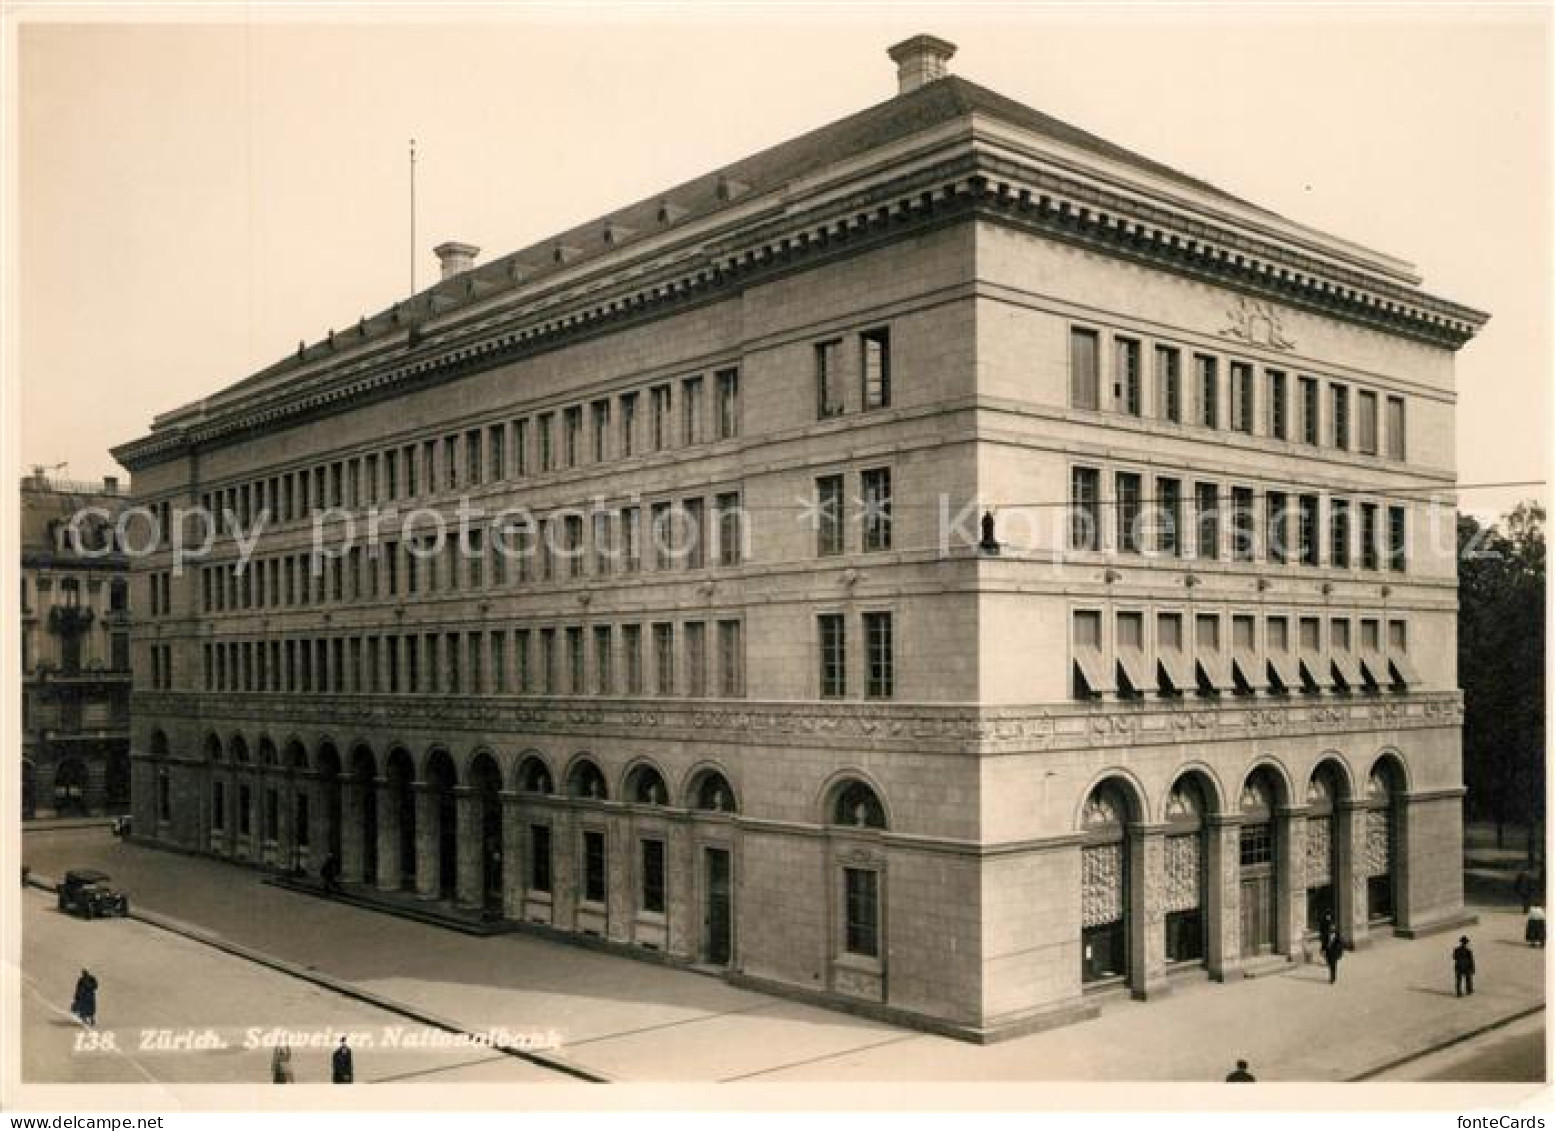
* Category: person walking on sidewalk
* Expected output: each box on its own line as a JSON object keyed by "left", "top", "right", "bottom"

{"left": 1453, "top": 936, "right": 1477, "bottom": 996}
{"left": 71, "top": 968, "right": 98, "bottom": 1027}
{"left": 271, "top": 1043, "right": 294, "bottom": 1083}
{"left": 331, "top": 1036, "right": 354, "bottom": 1083}
{"left": 1317, "top": 913, "right": 1335, "bottom": 956}
{"left": 1225, "top": 1059, "right": 1256, "bottom": 1082}
{"left": 320, "top": 852, "right": 342, "bottom": 896}
{"left": 1322, "top": 930, "right": 1345, "bottom": 984}
{"left": 1526, "top": 904, "right": 1546, "bottom": 948}
{"left": 1515, "top": 870, "right": 1532, "bottom": 914}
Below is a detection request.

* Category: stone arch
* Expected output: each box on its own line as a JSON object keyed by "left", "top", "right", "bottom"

{"left": 349, "top": 742, "right": 379, "bottom": 780}
{"left": 1072, "top": 768, "right": 1149, "bottom": 831}
{"left": 229, "top": 733, "right": 251, "bottom": 765}
{"left": 1159, "top": 761, "right": 1226, "bottom": 821}
{"left": 1308, "top": 751, "right": 1357, "bottom": 801}
{"left": 821, "top": 772, "right": 889, "bottom": 830}
{"left": 204, "top": 732, "right": 224, "bottom": 763}
{"left": 466, "top": 746, "right": 506, "bottom": 791}
{"left": 421, "top": 744, "right": 459, "bottom": 786}
{"left": 684, "top": 762, "right": 739, "bottom": 814}
{"left": 1361, "top": 749, "right": 1408, "bottom": 923}
{"left": 284, "top": 738, "right": 309, "bottom": 772}
{"left": 1364, "top": 747, "right": 1412, "bottom": 794}
{"left": 516, "top": 751, "right": 555, "bottom": 795}
{"left": 257, "top": 736, "right": 279, "bottom": 768}
{"left": 1078, "top": 774, "right": 1145, "bottom": 986}
{"left": 1239, "top": 756, "right": 1296, "bottom": 810}
{"left": 565, "top": 754, "right": 609, "bottom": 800}
{"left": 623, "top": 760, "right": 670, "bottom": 806}
{"left": 1161, "top": 768, "right": 1215, "bottom": 966}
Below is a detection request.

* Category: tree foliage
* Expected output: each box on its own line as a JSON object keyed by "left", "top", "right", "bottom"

{"left": 1457, "top": 502, "right": 1546, "bottom": 855}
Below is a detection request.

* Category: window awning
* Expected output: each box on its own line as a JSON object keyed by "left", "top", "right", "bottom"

{"left": 1298, "top": 647, "right": 1328, "bottom": 691}
{"left": 1357, "top": 650, "right": 1388, "bottom": 690}
{"left": 1074, "top": 646, "right": 1111, "bottom": 697}
{"left": 1232, "top": 647, "right": 1265, "bottom": 692}
{"left": 1196, "top": 650, "right": 1233, "bottom": 692}
{"left": 1389, "top": 651, "right": 1422, "bottom": 689}
{"left": 1157, "top": 649, "right": 1194, "bottom": 694}
{"left": 1116, "top": 647, "right": 1151, "bottom": 696}
{"left": 1267, "top": 649, "right": 1301, "bottom": 692}
{"left": 1331, "top": 648, "right": 1363, "bottom": 691}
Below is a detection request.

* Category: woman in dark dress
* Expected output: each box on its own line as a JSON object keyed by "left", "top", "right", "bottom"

{"left": 71, "top": 969, "right": 98, "bottom": 1027}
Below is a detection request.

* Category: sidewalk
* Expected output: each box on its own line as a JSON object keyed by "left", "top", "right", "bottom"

{"left": 21, "top": 828, "right": 1546, "bottom": 1082}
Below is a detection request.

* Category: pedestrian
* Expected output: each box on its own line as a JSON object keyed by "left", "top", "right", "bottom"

{"left": 71, "top": 968, "right": 98, "bottom": 1027}
{"left": 1317, "top": 912, "right": 1334, "bottom": 955}
{"left": 331, "top": 1036, "right": 354, "bottom": 1083}
{"left": 1225, "top": 1058, "right": 1256, "bottom": 1082}
{"left": 1453, "top": 935, "right": 1476, "bottom": 997}
{"left": 1514, "top": 870, "right": 1532, "bottom": 914}
{"left": 1526, "top": 904, "right": 1546, "bottom": 948}
{"left": 1323, "top": 930, "right": 1345, "bottom": 985}
{"left": 320, "top": 852, "right": 342, "bottom": 896}
{"left": 271, "top": 1042, "right": 294, "bottom": 1084}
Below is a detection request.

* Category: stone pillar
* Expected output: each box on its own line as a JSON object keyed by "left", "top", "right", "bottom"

{"left": 1392, "top": 796, "right": 1417, "bottom": 932}
{"left": 375, "top": 780, "right": 401, "bottom": 892}
{"left": 1206, "top": 816, "right": 1241, "bottom": 981}
{"left": 340, "top": 780, "right": 364, "bottom": 883}
{"left": 276, "top": 772, "right": 294, "bottom": 868}
{"left": 501, "top": 793, "right": 526, "bottom": 920}
{"left": 1338, "top": 799, "right": 1369, "bottom": 948}
{"left": 414, "top": 783, "right": 440, "bottom": 899}
{"left": 1277, "top": 805, "right": 1305, "bottom": 961}
{"left": 307, "top": 775, "right": 330, "bottom": 874}
{"left": 454, "top": 787, "right": 483, "bottom": 909}
{"left": 1127, "top": 824, "right": 1169, "bottom": 999}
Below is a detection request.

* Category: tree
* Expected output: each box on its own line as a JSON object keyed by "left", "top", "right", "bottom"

{"left": 1458, "top": 502, "right": 1546, "bottom": 862}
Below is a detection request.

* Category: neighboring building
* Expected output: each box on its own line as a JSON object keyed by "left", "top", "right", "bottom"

{"left": 112, "top": 36, "right": 1486, "bottom": 1040}
{"left": 21, "top": 470, "right": 133, "bottom": 819}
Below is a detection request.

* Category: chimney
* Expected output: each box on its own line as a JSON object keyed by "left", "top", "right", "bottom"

{"left": 888, "top": 34, "right": 956, "bottom": 95}
{"left": 103, "top": 476, "right": 119, "bottom": 494}
{"left": 434, "top": 241, "right": 480, "bottom": 281}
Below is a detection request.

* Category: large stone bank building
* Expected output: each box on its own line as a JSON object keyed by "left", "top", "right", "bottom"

{"left": 114, "top": 36, "right": 1486, "bottom": 1040}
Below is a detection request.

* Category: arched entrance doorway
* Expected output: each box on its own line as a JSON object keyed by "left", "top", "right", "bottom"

{"left": 315, "top": 742, "right": 343, "bottom": 863}
{"left": 1365, "top": 758, "right": 1403, "bottom": 923}
{"left": 54, "top": 757, "right": 88, "bottom": 816}
{"left": 426, "top": 749, "right": 458, "bottom": 899}
{"left": 387, "top": 748, "right": 417, "bottom": 891}
{"left": 285, "top": 740, "right": 310, "bottom": 872}
{"left": 1305, "top": 761, "right": 1346, "bottom": 937}
{"left": 105, "top": 748, "right": 131, "bottom": 813}
{"left": 351, "top": 745, "right": 379, "bottom": 887}
{"left": 1080, "top": 779, "right": 1137, "bottom": 986}
{"left": 1163, "top": 774, "right": 1210, "bottom": 966}
{"left": 1239, "top": 767, "right": 1283, "bottom": 957}
{"left": 469, "top": 753, "right": 504, "bottom": 915}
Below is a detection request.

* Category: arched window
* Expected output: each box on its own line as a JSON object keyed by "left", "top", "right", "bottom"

{"left": 519, "top": 756, "right": 554, "bottom": 795}
{"left": 1081, "top": 780, "right": 1131, "bottom": 983}
{"left": 205, "top": 733, "right": 223, "bottom": 763}
{"left": 149, "top": 730, "right": 170, "bottom": 756}
{"left": 568, "top": 759, "right": 608, "bottom": 801}
{"left": 628, "top": 765, "right": 669, "bottom": 806}
{"left": 1305, "top": 763, "right": 1345, "bottom": 934}
{"left": 830, "top": 779, "right": 886, "bottom": 829}
{"left": 1163, "top": 775, "right": 1208, "bottom": 964}
{"left": 230, "top": 735, "right": 250, "bottom": 765}
{"left": 692, "top": 770, "right": 737, "bottom": 814}
{"left": 1365, "top": 760, "right": 1402, "bottom": 922}
{"left": 1239, "top": 768, "right": 1281, "bottom": 957}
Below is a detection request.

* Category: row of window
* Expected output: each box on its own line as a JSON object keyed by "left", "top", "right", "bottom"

{"left": 1070, "top": 466, "right": 1409, "bottom": 571}
{"left": 816, "top": 327, "right": 892, "bottom": 419}
{"left": 1071, "top": 608, "right": 1420, "bottom": 700}
{"left": 198, "top": 620, "right": 749, "bottom": 699}
{"left": 196, "top": 493, "right": 746, "bottom": 615}
{"left": 189, "top": 368, "right": 743, "bottom": 536}
{"left": 1070, "top": 326, "right": 1408, "bottom": 458}
{"left": 23, "top": 574, "right": 129, "bottom": 613}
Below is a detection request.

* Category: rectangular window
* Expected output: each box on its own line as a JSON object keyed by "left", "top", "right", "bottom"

{"left": 716, "top": 368, "right": 740, "bottom": 439}
{"left": 818, "top": 614, "right": 846, "bottom": 698}
{"left": 583, "top": 831, "right": 606, "bottom": 904}
{"left": 1230, "top": 362, "right": 1253, "bottom": 433}
{"left": 1388, "top": 506, "right": 1407, "bottom": 572}
{"left": 623, "top": 624, "right": 643, "bottom": 695}
{"left": 653, "top": 622, "right": 675, "bottom": 695}
{"left": 1070, "top": 328, "right": 1100, "bottom": 410}
{"left": 1195, "top": 354, "right": 1218, "bottom": 428}
{"left": 466, "top": 429, "right": 482, "bottom": 486}
{"left": 538, "top": 413, "right": 554, "bottom": 472}
{"left": 685, "top": 621, "right": 706, "bottom": 697}
{"left": 1155, "top": 345, "right": 1181, "bottom": 423}
{"left": 488, "top": 424, "right": 506, "bottom": 481}
{"left": 1116, "top": 472, "right": 1143, "bottom": 554}
{"left": 717, "top": 492, "right": 742, "bottom": 566}
{"left": 591, "top": 400, "right": 610, "bottom": 463}
{"left": 530, "top": 825, "right": 552, "bottom": 893}
{"left": 817, "top": 340, "right": 844, "bottom": 419}
{"left": 651, "top": 386, "right": 672, "bottom": 450}
{"left": 1231, "top": 487, "right": 1255, "bottom": 561}
{"left": 861, "top": 328, "right": 891, "bottom": 410}
{"left": 817, "top": 475, "right": 844, "bottom": 557}
{"left": 1157, "top": 477, "right": 1182, "bottom": 556}
{"left": 567, "top": 626, "right": 585, "bottom": 694}
{"left": 592, "top": 511, "right": 612, "bottom": 577}
{"left": 593, "top": 625, "right": 612, "bottom": 695}
{"left": 1361, "top": 503, "right": 1380, "bottom": 571}
{"left": 1267, "top": 369, "right": 1288, "bottom": 440}
{"left": 1386, "top": 396, "right": 1406, "bottom": 460}
{"left": 540, "top": 628, "right": 557, "bottom": 695}
{"left": 1071, "top": 467, "right": 1101, "bottom": 551}
{"left": 1267, "top": 491, "right": 1289, "bottom": 564}
{"left": 443, "top": 437, "right": 458, "bottom": 491}
{"left": 1195, "top": 483, "right": 1220, "bottom": 560}
{"left": 514, "top": 419, "right": 530, "bottom": 476}
{"left": 844, "top": 868, "right": 880, "bottom": 958}
{"left": 1358, "top": 391, "right": 1378, "bottom": 455}
{"left": 622, "top": 506, "right": 641, "bottom": 573}
{"left": 864, "top": 611, "right": 894, "bottom": 699}
{"left": 861, "top": 468, "right": 892, "bottom": 552}
{"left": 718, "top": 620, "right": 744, "bottom": 697}
{"left": 565, "top": 514, "right": 585, "bottom": 579}
{"left": 682, "top": 377, "right": 704, "bottom": 446}
{"left": 1114, "top": 337, "right": 1141, "bottom": 416}
{"left": 1299, "top": 495, "right": 1320, "bottom": 566}
{"left": 650, "top": 502, "right": 672, "bottom": 571}
{"left": 1330, "top": 498, "right": 1352, "bottom": 568}
{"left": 489, "top": 631, "right": 506, "bottom": 693}
{"left": 516, "top": 629, "right": 531, "bottom": 693}
{"left": 641, "top": 839, "right": 666, "bottom": 914}
{"left": 1300, "top": 377, "right": 1320, "bottom": 445}
{"left": 619, "top": 394, "right": 637, "bottom": 459}
{"left": 1331, "top": 384, "right": 1350, "bottom": 450}
{"left": 564, "top": 406, "right": 582, "bottom": 468}
{"left": 683, "top": 498, "right": 706, "bottom": 570}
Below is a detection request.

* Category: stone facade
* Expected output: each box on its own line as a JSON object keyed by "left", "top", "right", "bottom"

{"left": 113, "top": 38, "right": 1484, "bottom": 1040}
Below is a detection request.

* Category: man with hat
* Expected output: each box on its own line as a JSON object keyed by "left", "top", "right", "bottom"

{"left": 1452, "top": 935, "right": 1476, "bottom": 997}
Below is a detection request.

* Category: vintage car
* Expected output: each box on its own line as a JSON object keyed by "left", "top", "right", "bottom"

{"left": 56, "top": 869, "right": 129, "bottom": 919}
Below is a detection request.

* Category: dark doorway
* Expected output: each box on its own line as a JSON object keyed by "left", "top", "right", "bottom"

{"left": 352, "top": 747, "right": 378, "bottom": 887}
{"left": 426, "top": 750, "right": 458, "bottom": 899}
{"left": 53, "top": 758, "right": 88, "bottom": 815}
{"left": 705, "top": 847, "right": 733, "bottom": 966}
{"left": 471, "top": 754, "right": 504, "bottom": 915}
{"left": 388, "top": 749, "right": 417, "bottom": 890}
{"left": 105, "top": 749, "right": 131, "bottom": 813}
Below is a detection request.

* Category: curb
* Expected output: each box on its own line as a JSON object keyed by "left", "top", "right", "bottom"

{"left": 23, "top": 874, "right": 611, "bottom": 1084}
{"left": 1346, "top": 1003, "right": 1546, "bottom": 1082}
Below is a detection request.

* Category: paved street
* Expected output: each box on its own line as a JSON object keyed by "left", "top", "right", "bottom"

{"left": 1374, "top": 1012, "right": 1545, "bottom": 1083}
{"left": 21, "top": 827, "right": 1547, "bottom": 1083}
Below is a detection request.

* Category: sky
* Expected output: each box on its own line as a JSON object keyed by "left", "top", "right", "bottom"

{"left": 12, "top": 5, "right": 1552, "bottom": 522}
